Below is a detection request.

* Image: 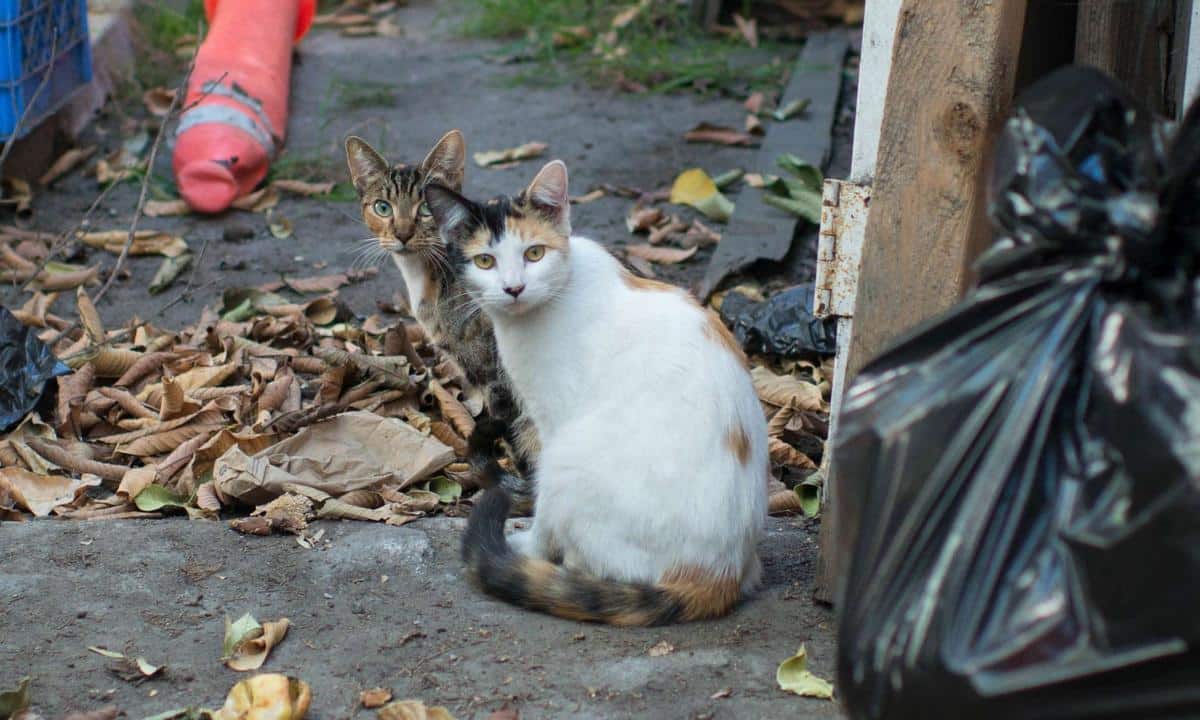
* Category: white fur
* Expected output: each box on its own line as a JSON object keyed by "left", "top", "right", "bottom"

{"left": 392, "top": 251, "right": 430, "bottom": 316}
{"left": 464, "top": 232, "right": 768, "bottom": 593}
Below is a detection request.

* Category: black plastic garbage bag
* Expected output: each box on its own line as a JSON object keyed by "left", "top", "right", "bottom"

{"left": 0, "top": 306, "right": 69, "bottom": 432}
{"left": 719, "top": 283, "right": 837, "bottom": 357}
{"left": 834, "top": 66, "right": 1200, "bottom": 720}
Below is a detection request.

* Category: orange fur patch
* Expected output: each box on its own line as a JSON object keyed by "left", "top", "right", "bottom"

{"left": 658, "top": 565, "right": 740, "bottom": 621}
{"left": 461, "top": 226, "right": 495, "bottom": 256}
{"left": 507, "top": 214, "right": 568, "bottom": 251}
{"left": 621, "top": 271, "right": 688, "bottom": 296}
{"left": 702, "top": 310, "right": 749, "bottom": 369}
{"left": 725, "top": 422, "right": 752, "bottom": 466}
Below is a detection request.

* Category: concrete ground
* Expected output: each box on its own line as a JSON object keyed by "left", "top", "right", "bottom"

{"left": 3, "top": 2, "right": 853, "bottom": 717}
{"left": 0, "top": 518, "right": 838, "bottom": 719}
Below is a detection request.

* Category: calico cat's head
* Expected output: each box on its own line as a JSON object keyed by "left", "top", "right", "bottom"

{"left": 344, "top": 130, "right": 465, "bottom": 261}
{"left": 425, "top": 160, "right": 572, "bottom": 317}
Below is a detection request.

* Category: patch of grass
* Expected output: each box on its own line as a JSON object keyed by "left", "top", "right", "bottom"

{"left": 330, "top": 78, "right": 398, "bottom": 111}
{"left": 129, "top": 0, "right": 207, "bottom": 91}
{"left": 460, "top": 0, "right": 793, "bottom": 96}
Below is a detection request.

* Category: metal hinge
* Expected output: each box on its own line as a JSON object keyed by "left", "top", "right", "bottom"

{"left": 814, "top": 179, "right": 870, "bottom": 320}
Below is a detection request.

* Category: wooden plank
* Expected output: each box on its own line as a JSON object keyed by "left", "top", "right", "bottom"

{"left": 1076, "top": 0, "right": 1174, "bottom": 116}
{"left": 816, "top": 0, "right": 1027, "bottom": 605}
{"left": 698, "top": 30, "right": 849, "bottom": 298}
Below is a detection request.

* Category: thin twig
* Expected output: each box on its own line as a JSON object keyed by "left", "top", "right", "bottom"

{"left": 90, "top": 65, "right": 195, "bottom": 307}
{"left": 0, "top": 34, "right": 57, "bottom": 178}
{"left": 153, "top": 235, "right": 210, "bottom": 318}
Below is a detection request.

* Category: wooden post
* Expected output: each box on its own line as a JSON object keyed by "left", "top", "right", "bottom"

{"left": 814, "top": 0, "right": 1028, "bottom": 604}
{"left": 1076, "top": 0, "right": 1175, "bottom": 116}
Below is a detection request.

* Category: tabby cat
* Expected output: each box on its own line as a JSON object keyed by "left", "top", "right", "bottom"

{"left": 426, "top": 161, "right": 768, "bottom": 625}
{"left": 345, "top": 131, "right": 536, "bottom": 507}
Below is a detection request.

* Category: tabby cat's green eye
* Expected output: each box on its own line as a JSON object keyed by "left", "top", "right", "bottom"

{"left": 524, "top": 245, "right": 546, "bottom": 262}
{"left": 417, "top": 202, "right": 432, "bottom": 218}
{"left": 372, "top": 200, "right": 392, "bottom": 217}
{"left": 473, "top": 254, "right": 496, "bottom": 270}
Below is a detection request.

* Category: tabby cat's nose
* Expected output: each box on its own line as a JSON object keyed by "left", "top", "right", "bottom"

{"left": 504, "top": 284, "right": 525, "bottom": 298}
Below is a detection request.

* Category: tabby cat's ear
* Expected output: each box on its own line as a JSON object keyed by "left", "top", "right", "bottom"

{"left": 424, "top": 184, "right": 475, "bottom": 244}
{"left": 420, "top": 129, "right": 466, "bottom": 190}
{"left": 525, "top": 160, "right": 570, "bottom": 236}
{"left": 345, "top": 136, "right": 388, "bottom": 191}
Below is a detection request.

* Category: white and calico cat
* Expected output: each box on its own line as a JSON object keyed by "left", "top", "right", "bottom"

{"left": 425, "top": 160, "right": 768, "bottom": 625}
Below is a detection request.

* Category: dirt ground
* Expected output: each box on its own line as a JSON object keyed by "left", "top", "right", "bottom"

{"left": 1, "top": 517, "right": 838, "bottom": 719}
{"left": 1, "top": 1, "right": 855, "bottom": 717}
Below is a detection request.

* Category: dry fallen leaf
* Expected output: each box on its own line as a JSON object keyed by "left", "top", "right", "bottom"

{"left": 625, "top": 206, "right": 663, "bottom": 234}
{"left": 647, "top": 640, "right": 675, "bottom": 657}
{"left": 683, "top": 123, "right": 756, "bottom": 147}
{"left": 210, "top": 674, "right": 312, "bottom": 720}
{"left": 570, "top": 188, "right": 605, "bottom": 204}
{"left": 233, "top": 186, "right": 281, "bottom": 213}
{"left": 39, "top": 145, "right": 97, "bottom": 185}
{"left": 769, "top": 437, "right": 817, "bottom": 469}
{"left": 284, "top": 274, "right": 348, "bottom": 294}
{"left": 611, "top": 0, "right": 649, "bottom": 29}
{"left": 377, "top": 699, "right": 456, "bottom": 720}
{"left": 732, "top": 13, "right": 758, "bottom": 47}
{"left": 473, "top": 142, "right": 548, "bottom": 168}
{"left": 743, "top": 92, "right": 764, "bottom": 115}
{"left": 776, "top": 644, "right": 834, "bottom": 699}
{"left": 272, "top": 179, "right": 335, "bottom": 197}
{"left": 745, "top": 113, "right": 764, "bottom": 136}
{"left": 142, "top": 87, "right": 177, "bottom": 116}
{"left": 625, "top": 244, "right": 698, "bottom": 265}
{"left": 144, "top": 199, "right": 191, "bottom": 217}
{"left": 223, "top": 614, "right": 291, "bottom": 671}
{"left": 751, "top": 366, "right": 825, "bottom": 412}
{"left": 768, "top": 488, "right": 803, "bottom": 515}
{"left": 78, "top": 230, "right": 188, "bottom": 258}
{"left": 360, "top": 688, "right": 393, "bottom": 708}
{"left": 0, "top": 467, "right": 98, "bottom": 516}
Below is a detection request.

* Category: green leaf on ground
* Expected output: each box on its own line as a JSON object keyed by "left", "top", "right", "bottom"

{"left": 797, "top": 478, "right": 821, "bottom": 518}
{"left": 773, "top": 98, "right": 811, "bottom": 121}
{"left": 777, "top": 644, "right": 834, "bottom": 699}
{"left": 428, "top": 477, "right": 463, "bottom": 504}
{"left": 222, "top": 613, "right": 262, "bottom": 660}
{"left": 133, "top": 485, "right": 190, "bottom": 512}
{"left": 0, "top": 677, "right": 30, "bottom": 719}
{"left": 149, "top": 252, "right": 193, "bottom": 295}
{"left": 669, "top": 168, "right": 735, "bottom": 222}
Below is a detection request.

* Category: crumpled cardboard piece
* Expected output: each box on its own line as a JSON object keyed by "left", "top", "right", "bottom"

{"left": 212, "top": 411, "right": 454, "bottom": 506}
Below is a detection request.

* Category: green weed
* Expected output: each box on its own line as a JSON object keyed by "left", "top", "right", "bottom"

{"left": 460, "top": 0, "right": 793, "bottom": 96}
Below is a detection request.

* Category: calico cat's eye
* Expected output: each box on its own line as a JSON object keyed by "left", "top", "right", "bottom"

{"left": 523, "top": 245, "right": 546, "bottom": 263}
{"left": 417, "top": 202, "right": 432, "bottom": 218}
{"left": 372, "top": 200, "right": 392, "bottom": 217}
{"left": 473, "top": 254, "right": 496, "bottom": 270}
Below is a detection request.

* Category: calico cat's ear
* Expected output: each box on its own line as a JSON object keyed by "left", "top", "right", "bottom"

{"left": 345, "top": 136, "right": 388, "bottom": 191}
{"left": 424, "top": 183, "right": 475, "bottom": 244}
{"left": 524, "top": 160, "right": 570, "bottom": 236}
{"left": 420, "top": 129, "right": 466, "bottom": 190}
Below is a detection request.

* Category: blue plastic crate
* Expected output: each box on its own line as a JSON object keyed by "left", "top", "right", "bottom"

{"left": 0, "top": 0, "right": 91, "bottom": 141}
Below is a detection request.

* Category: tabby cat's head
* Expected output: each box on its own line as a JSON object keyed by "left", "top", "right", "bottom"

{"left": 424, "top": 160, "right": 572, "bottom": 317}
{"left": 345, "top": 130, "right": 465, "bottom": 260}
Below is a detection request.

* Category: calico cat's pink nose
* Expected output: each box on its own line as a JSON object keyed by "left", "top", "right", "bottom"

{"left": 504, "top": 284, "right": 525, "bottom": 298}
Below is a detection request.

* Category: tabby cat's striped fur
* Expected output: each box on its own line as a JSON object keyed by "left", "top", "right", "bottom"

{"left": 345, "top": 131, "right": 536, "bottom": 509}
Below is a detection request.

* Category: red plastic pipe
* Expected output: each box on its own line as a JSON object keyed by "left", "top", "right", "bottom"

{"left": 172, "top": 0, "right": 316, "bottom": 214}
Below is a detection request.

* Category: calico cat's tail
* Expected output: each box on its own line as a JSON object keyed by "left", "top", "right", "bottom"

{"left": 461, "top": 487, "right": 739, "bottom": 626}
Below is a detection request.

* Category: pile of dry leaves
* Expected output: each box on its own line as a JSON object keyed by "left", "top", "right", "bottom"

{"left": 0, "top": 265, "right": 827, "bottom": 531}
